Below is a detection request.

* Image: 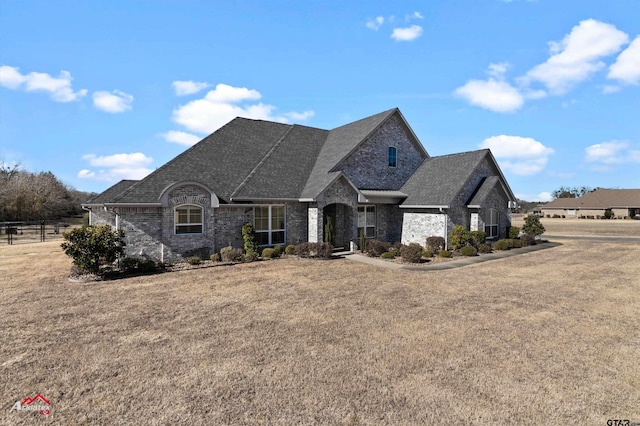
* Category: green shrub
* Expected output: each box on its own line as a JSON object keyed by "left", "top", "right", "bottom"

{"left": 241, "top": 222, "right": 259, "bottom": 255}
{"left": 244, "top": 251, "right": 259, "bottom": 262}
{"left": 477, "top": 243, "right": 492, "bottom": 254}
{"left": 261, "top": 248, "right": 278, "bottom": 259}
{"left": 186, "top": 256, "right": 201, "bottom": 265}
{"left": 438, "top": 250, "right": 453, "bottom": 258}
{"left": 493, "top": 239, "right": 522, "bottom": 251}
{"left": 422, "top": 248, "right": 434, "bottom": 258}
{"left": 469, "top": 230, "right": 486, "bottom": 247}
{"left": 220, "top": 246, "right": 244, "bottom": 262}
{"left": 400, "top": 243, "right": 423, "bottom": 263}
{"left": 449, "top": 225, "right": 471, "bottom": 250}
{"left": 210, "top": 253, "right": 221, "bottom": 262}
{"left": 380, "top": 251, "right": 395, "bottom": 259}
{"left": 285, "top": 244, "right": 296, "bottom": 255}
{"left": 425, "top": 236, "right": 445, "bottom": 251}
{"left": 295, "top": 242, "right": 333, "bottom": 259}
{"left": 520, "top": 234, "right": 536, "bottom": 246}
{"left": 459, "top": 245, "right": 478, "bottom": 257}
{"left": 273, "top": 245, "right": 283, "bottom": 256}
{"left": 61, "top": 225, "right": 125, "bottom": 274}
{"left": 508, "top": 226, "right": 521, "bottom": 239}
{"left": 522, "top": 215, "right": 545, "bottom": 237}
{"left": 603, "top": 209, "right": 614, "bottom": 219}
{"left": 122, "top": 257, "right": 157, "bottom": 273}
{"left": 365, "top": 239, "right": 391, "bottom": 257}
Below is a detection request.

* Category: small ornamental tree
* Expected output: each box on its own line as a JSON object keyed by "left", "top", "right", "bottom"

{"left": 522, "top": 215, "right": 545, "bottom": 237}
{"left": 61, "top": 225, "right": 125, "bottom": 273}
{"left": 449, "top": 225, "right": 471, "bottom": 250}
{"left": 241, "top": 222, "right": 259, "bottom": 255}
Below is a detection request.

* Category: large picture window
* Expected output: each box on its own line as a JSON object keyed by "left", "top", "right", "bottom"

{"left": 255, "top": 205, "right": 285, "bottom": 246}
{"left": 358, "top": 205, "right": 376, "bottom": 238}
{"left": 175, "top": 205, "right": 203, "bottom": 234}
{"left": 484, "top": 208, "right": 499, "bottom": 239}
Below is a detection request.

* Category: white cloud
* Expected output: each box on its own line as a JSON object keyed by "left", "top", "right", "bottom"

{"left": 0, "top": 65, "right": 87, "bottom": 102}
{"left": 366, "top": 16, "right": 384, "bottom": 30}
{"left": 172, "top": 80, "right": 211, "bottom": 96}
{"left": 79, "top": 152, "right": 153, "bottom": 182}
{"left": 454, "top": 79, "right": 524, "bottom": 113}
{"left": 519, "top": 19, "right": 628, "bottom": 95}
{"left": 516, "top": 192, "right": 553, "bottom": 202}
{"left": 92, "top": 90, "right": 134, "bottom": 113}
{"left": 391, "top": 25, "right": 423, "bottom": 41}
{"left": 584, "top": 140, "right": 640, "bottom": 164}
{"left": 481, "top": 135, "right": 554, "bottom": 175}
{"left": 162, "top": 130, "right": 201, "bottom": 146}
{"left": 608, "top": 36, "right": 640, "bottom": 85}
{"left": 601, "top": 85, "right": 621, "bottom": 94}
{"left": 171, "top": 83, "right": 314, "bottom": 135}
{"left": 487, "top": 62, "right": 510, "bottom": 79}
{"left": 412, "top": 11, "right": 424, "bottom": 19}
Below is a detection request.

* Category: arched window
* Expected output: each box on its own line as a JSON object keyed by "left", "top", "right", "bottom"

{"left": 388, "top": 146, "right": 397, "bottom": 167}
{"left": 175, "top": 205, "right": 203, "bottom": 234}
{"left": 484, "top": 208, "right": 499, "bottom": 239}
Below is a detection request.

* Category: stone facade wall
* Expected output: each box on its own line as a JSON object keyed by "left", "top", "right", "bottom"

{"left": 400, "top": 211, "right": 447, "bottom": 246}
{"left": 311, "top": 177, "right": 360, "bottom": 244}
{"left": 337, "top": 115, "right": 425, "bottom": 190}
{"left": 375, "top": 205, "right": 403, "bottom": 243}
{"left": 476, "top": 186, "right": 511, "bottom": 240}
{"left": 214, "top": 206, "right": 253, "bottom": 250}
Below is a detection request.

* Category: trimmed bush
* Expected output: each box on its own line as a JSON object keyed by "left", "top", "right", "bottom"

{"left": 273, "top": 245, "right": 283, "bottom": 256}
{"left": 522, "top": 215, "right": 545, "bottom": 237}
{"left": 425, "top": 236, "right": 445, "bottom": 251}
{"left": 508, "top": 226, "right": 521, "bottom": 239}
{"left": 449, "top": 225, "right": 471, "bottom": 250}
{"left": 241, "top": 222, "right": 259, "bottom": 255}
{"left": 477, "top": 243, "right": 492, "bottom": 254}
{"left": 285, "top": 244, "right": 296, "bottom": 255}
{"left": 122, "top": 257, "right": 157, "bottom": 273}
{"left": 459, "top": 245, "right": 478, "bottom": 257}
{"left": 400, "top": 243, "right": 423, "bottom": 263}
{"left": 261, "top": 248, "right": 278, "bottom": 259}
{"left": 438, "top": 250, "right": 453, "bottom": 258}
{"left": 520, "top": 234, "right": 537, "bottom": 246}
{"left": 469, "top": 230, "right": 486, "bottom": 247}
{"left": 493, "top": 239, "right": 522, "bottom": 251}
{"left": 422, "top": 248, "right": 434, "bottom": 258}
{"left": 220, "top": 246, "right": 244, "bottom": 262}
{"left": 380, "top": 251, "right": 395, "bottom": 259}
{"left": 365, "top": 239, "right": 391, "bottom": 257}
{"left": 210, "top": 253, "right": 221, "bottom": 262}
{"left": 61, "top": 225, "right": 126, "bottom": 274}
{"left": 295, "top": 242, "right": 333, "bottom": 259}
{"left": 244, "top": 251, "right": 259, "bottom": 262}
{"left": 186, "top": 256, "right": 201, "bottom": 265}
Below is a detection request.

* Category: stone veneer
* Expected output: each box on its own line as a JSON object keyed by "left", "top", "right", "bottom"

{"left": 337, "top": 115, "right": 425, "bottom": 190}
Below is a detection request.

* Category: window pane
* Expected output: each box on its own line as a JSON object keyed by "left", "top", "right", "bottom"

{"left": 366, "top": 208, "right": 375, "bottom": 226}
{"left": 177, "top": 224, "right": 202, "bottom": 234}
{"left": 255, "top": 207, "right": 269, "bottom": 231}
{"left": 388, "top": 147, "right": 397, "bottom": 167}
{"left": 256, "top": 231, "right": 269, "bottom": 246}
{"left": 271, "top": 206, "right": 284, "bottom": 230}
{"left": 357, "top": 207, "right": 365, "bottom": 227}
{"left": 272, "top": 231, "right": 285, "bottom": 245}
{"left": 177, "top": 210, "right": 188, "bottom": 223}
{"left": 189, "top": 209, "right": 201, "bottom": 224}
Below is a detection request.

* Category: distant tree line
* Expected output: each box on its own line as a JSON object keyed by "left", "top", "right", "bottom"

{"left": 552, "top": 186, "right": 594, "bottom": 199}
{"left": 0, "top": 162, "right": 96, "bottom": 222}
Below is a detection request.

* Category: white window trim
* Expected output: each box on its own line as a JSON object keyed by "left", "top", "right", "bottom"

{"left": 254, "top": 205, "right": 286, "bottom": 246}
{"left": 484, "top": 208, "right": 499, "bottom": 239}
{"left": 175, "top": 204, "right": 204, "bottom": 235}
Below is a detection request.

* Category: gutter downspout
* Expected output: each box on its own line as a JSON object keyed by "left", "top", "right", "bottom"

{"left": 81, "top": 205, "right": 92, "bottom": 226}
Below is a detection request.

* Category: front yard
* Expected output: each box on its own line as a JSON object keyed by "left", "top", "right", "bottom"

{"left": 1, "top": 220, "right": 639, "bottom": 424}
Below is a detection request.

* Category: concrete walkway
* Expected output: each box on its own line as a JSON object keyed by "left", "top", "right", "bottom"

{"left": 342, "top": 241, "right": 561, "bottom": 271}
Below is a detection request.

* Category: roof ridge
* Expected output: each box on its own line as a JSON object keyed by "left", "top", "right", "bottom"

{"left": 230, "top": 124, "right": 295, "bottom": 199}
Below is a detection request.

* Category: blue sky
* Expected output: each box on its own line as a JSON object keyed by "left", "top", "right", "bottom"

{"left": 1, "top": 0, "right": 639, "bottom": 201}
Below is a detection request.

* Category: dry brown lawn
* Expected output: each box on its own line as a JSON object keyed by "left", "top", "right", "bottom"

{"left": 1, "top": 221, "right": 639, "bottom": 424}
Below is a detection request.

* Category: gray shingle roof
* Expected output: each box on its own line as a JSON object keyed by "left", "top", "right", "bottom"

{"left": 544, "top": 188, "right": 640, "bottom": 209}
{"left": 400, "top": 150, "right": 491, "bottom": 207}
{"left": 85, "top": 179, "right": 138, "bottom": 204}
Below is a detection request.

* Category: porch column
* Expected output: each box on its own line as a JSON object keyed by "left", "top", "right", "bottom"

{"left": 307, "top": 206, "right": 322, "bottom": 243}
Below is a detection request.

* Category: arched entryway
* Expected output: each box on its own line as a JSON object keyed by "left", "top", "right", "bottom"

{"left": 322, "top": 203, "right": 353, "bottom": 250}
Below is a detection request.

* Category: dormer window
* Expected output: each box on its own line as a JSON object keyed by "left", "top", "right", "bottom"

{"left": 388, "top": 146, "right": 397, "bottom": 167}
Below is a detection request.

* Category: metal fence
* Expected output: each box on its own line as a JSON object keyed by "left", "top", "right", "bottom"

{"left": 0, "top": 221, "right": 78, "bottom": 245}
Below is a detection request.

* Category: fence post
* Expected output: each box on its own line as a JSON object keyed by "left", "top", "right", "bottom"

{"left": 41, "top": 221, "right": 46, "bottom": 242}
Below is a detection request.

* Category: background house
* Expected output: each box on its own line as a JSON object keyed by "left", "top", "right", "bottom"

{"left": 541, "top": 188, "right": 640, "bottom": 219}
{"left": 85, "top": 108, "right": 516, "bottom": 262}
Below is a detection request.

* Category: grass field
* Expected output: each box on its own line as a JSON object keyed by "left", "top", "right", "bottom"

{"left": 1, "top": 218, "right": 639, "bottom": 424}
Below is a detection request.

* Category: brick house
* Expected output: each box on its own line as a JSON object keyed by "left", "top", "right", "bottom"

{"left": 541, "top": 188, "right": 640, "bottom": 219}
{"left": 85, "top": 108, "right": 516, "bottom": 263}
